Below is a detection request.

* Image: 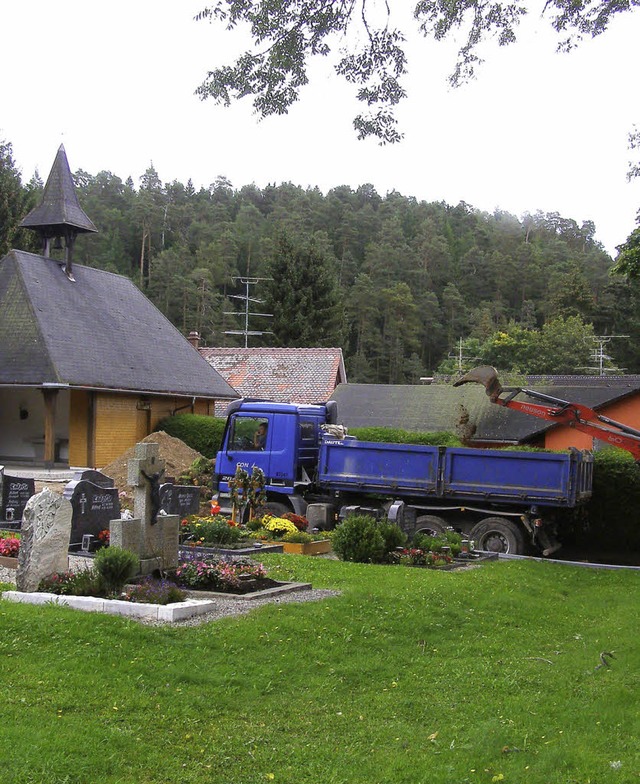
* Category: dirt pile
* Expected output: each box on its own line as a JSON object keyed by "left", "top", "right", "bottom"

{"left": 102, "top": 431, "right": 204, "bottom": 493}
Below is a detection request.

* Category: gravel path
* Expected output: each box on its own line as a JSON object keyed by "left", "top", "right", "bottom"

{"left": 143, "top": 587, "right": 341, "bottom": 627}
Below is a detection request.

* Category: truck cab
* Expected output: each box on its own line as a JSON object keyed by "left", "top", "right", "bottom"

{"left": 214, "top": 399, "right": 336, "bottom": 515}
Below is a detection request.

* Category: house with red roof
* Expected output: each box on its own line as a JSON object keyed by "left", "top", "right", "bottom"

{"left": 197, "top": 345, "right": 346, "bottom": 415}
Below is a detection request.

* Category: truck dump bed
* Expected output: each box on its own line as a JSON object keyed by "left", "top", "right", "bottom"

{"left": 318, "top": 438, "right": 593, "bottom": 508}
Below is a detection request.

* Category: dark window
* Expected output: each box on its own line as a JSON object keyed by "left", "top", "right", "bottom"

{"left": 230, "top": 417, "right": 268, "bottom": 450}
{"left": 300, "top": 422, "right": 315, "bottom": 441}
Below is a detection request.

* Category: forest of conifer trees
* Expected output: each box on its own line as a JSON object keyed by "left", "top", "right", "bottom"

{"left": 3, "top": 140, "right": 640, "bottom": 382}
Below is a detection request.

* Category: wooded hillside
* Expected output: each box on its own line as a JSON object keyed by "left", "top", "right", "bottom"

{"left": 4, "top": 142, "right": 639, "bottom": 381}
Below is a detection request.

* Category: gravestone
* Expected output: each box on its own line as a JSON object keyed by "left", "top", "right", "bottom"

{"left": 16, "top": 488, "right": 72, "bottom": 592}
{"left": 2, "top": 473, "right": 36, "bottom": 524}
{"left": 69, "top": 469, "right": 115, "bottom": 489}
{"left": 159, "top": 483, "right": 201, "bottom": 518}
{"left": 109, "top": 442, "right": 179, "bottom": 575}
{"left": 64, "top": 479, "right": 121, "bottom": 549}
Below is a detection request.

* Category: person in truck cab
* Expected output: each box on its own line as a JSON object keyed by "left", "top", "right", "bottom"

{"left": 253, "top": 423, "right": 268, "bottom": 450}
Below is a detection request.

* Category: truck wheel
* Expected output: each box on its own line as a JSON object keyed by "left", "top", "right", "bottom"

{"left": 470, "top": 517, "right": 525, "bottom": 555}
{"left": 414, "top": 515, "right": 447, "bottom": 537}
{"left": 263, "top": 501, "right": 290, "bottom": 518}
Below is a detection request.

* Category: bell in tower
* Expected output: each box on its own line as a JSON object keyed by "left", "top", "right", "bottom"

{"left": 19, "top": 144, "right": 97, "bottom": 281}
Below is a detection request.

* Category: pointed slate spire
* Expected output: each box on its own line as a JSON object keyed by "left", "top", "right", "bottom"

{"left": 20, "top": 145, "right": 97, "bottom": 280}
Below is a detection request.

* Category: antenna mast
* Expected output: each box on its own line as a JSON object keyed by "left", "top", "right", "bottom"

{"left": 581, "top": 335, "right": 629, "bottom": 375}
{"left": 224, "top": 276, "right": 273, "bottom": 348}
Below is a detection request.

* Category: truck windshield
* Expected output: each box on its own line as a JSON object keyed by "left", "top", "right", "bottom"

{"left": 229, "top": 416, "right": 269, "bottom": 451}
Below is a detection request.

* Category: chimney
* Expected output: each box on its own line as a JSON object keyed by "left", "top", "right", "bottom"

{"left": 188, "top": 330, "right": 201, "bottom": 349}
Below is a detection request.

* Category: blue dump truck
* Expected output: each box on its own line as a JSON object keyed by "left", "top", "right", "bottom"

{"left": 214, "top": 399, "right": 594, "bottom": 555}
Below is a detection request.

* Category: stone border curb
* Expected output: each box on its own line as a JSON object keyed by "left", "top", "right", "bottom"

{"left": 1, "top": 581, "right": 313, "bottom": 621}
{"left": 185, "top": 581, "right": 312, "bottom": 601}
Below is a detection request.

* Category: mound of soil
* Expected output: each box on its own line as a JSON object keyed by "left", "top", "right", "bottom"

{"left": 102, "top": 431, "right": 204, "bottom": 494}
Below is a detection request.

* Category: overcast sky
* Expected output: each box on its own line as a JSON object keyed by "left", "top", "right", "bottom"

{"left": 2, "top": 1, "right": 639, "bottom": 256}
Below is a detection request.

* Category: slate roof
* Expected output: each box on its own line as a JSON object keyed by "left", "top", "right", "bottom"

{"left": 0, "top": 250, "right": 239, "bottom": 399}
{"left": 199, "top": 347, "right": 346, "bottom": 403}
{"left": 329, "top": 380, "right": 640, "bottom": 443}
{"left": 19, "top": 145, "right": 97, "bottom": 234}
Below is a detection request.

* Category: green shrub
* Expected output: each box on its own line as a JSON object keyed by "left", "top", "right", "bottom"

{"left": 70, "top": 568, "right": 105, "bottom": 597}
{"left": 413, "top": 530, "right": 462, "bottom": 556}
{"left": 332, "top": 515, "right": 386, "bottom": 563}
{"left": 587, "top": 449, "right": 640, "bottom": 550}
{"left": 154, "top": 415, "right": 227, "bottom": 458}
{"left": 349, "top": 426, "right": 462, "bottom": 447}
{"left": 177, "top": 456, "right": 215, "bottom": 490}
{"left": 93, "top": 547, "right": 139, "bottom": 596}
{"left": 377, "top": 520, "right": 408, "bottom": 552}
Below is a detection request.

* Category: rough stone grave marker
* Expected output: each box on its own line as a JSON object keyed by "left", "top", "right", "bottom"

{"left": 109, "top": 442, "right": 179, "bottom": 575}
{"left": 63, "top": 479, "right": 121, "bottom": 549}
{"left": 2, "top": 473, "right": 36, "bottom": 524}
{"left": 16, "top": 488, "right": 72, "bottom": 592}
{"left": 159, "top": 483, "right": 201, "bottom": 518}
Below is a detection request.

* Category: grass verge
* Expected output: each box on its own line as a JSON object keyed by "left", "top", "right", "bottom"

{"left": 0, "top": 557, "right": 638, "bottom": 784}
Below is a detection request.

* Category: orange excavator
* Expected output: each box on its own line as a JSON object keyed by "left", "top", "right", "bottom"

{"left": 454, "top": 366, "right": 640, "bottom": 461}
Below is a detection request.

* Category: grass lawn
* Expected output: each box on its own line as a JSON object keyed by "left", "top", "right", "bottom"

{"left": 0, "top": 557, "right": 637, "bottom": 784}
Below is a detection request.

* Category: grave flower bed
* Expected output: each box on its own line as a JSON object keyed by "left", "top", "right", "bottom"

{"left": 391, "top": 547, "right": 454, "bottom": 568}
{"left": 0, "top": 533, "right": 20, "bottom": 568}
{"left": 180, "top": 514, "right": 257, "bottom": 549}
{"left": 245, "top": 514, "right": 331, "bottom": 555}
{"left": 174, "top": 555, "right": 279, "bottom": 594}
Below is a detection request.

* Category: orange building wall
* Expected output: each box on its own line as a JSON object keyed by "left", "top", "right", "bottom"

{"left": 544, "top": 396, "right": 640, "bottom": 452}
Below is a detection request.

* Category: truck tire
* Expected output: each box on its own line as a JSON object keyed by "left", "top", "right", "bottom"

{"left": 414, "top": 515, "right": 447, "bottom": 537}
{"left": 470, "top": 517, "right": 525, "bottom": 555}
{"left": 263, "top": 501, "right": 291, "bottom": 518}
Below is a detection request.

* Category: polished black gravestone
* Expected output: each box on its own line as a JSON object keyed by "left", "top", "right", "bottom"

{"left": 159, "top": 483, "right": 201, "bottom": 518}
{"left": 1, "top": 474, "right": 36, "bottom": 524}
{"left": 64, "top": 479, "right": 121, "bottom": 549}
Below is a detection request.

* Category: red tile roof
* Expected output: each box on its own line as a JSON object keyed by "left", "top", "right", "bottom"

{"left": 199, "top": 347, "right": 346, "bottom": 403}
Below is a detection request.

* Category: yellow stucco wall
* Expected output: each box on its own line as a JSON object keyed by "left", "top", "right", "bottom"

{"left": 68, "top": 390, "right": 90, "bottom": 467}
{"left": 94, "top": 393, "right": 142, "bottom": 468}
{"left": 67, "top": 392, "right": 218, "bottom": 468}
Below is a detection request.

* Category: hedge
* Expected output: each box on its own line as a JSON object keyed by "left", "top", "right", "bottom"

{"left": 348, "top": 426, "right": 462, "bottom": 447}
{"left": 154, "top": 414, "right": 226, "bottom": 459}
{"left": 583, "top": 449, "right": 640, "bottom": 550}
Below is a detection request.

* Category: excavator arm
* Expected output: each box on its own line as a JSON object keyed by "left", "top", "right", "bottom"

{"left": 454, "top": 366, "right": 640, "bottom": 461}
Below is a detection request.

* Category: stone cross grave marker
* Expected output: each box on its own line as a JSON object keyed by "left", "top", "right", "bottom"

{"left": 16, "top": 488, "right": 72, "bottom": 592}
{"left": 109, "top": 442, "right": 179, "bottom": 575}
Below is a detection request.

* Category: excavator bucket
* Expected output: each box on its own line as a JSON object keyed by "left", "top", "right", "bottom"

{"left": 453, "top": 365, "right": 503, "bottom": 400}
